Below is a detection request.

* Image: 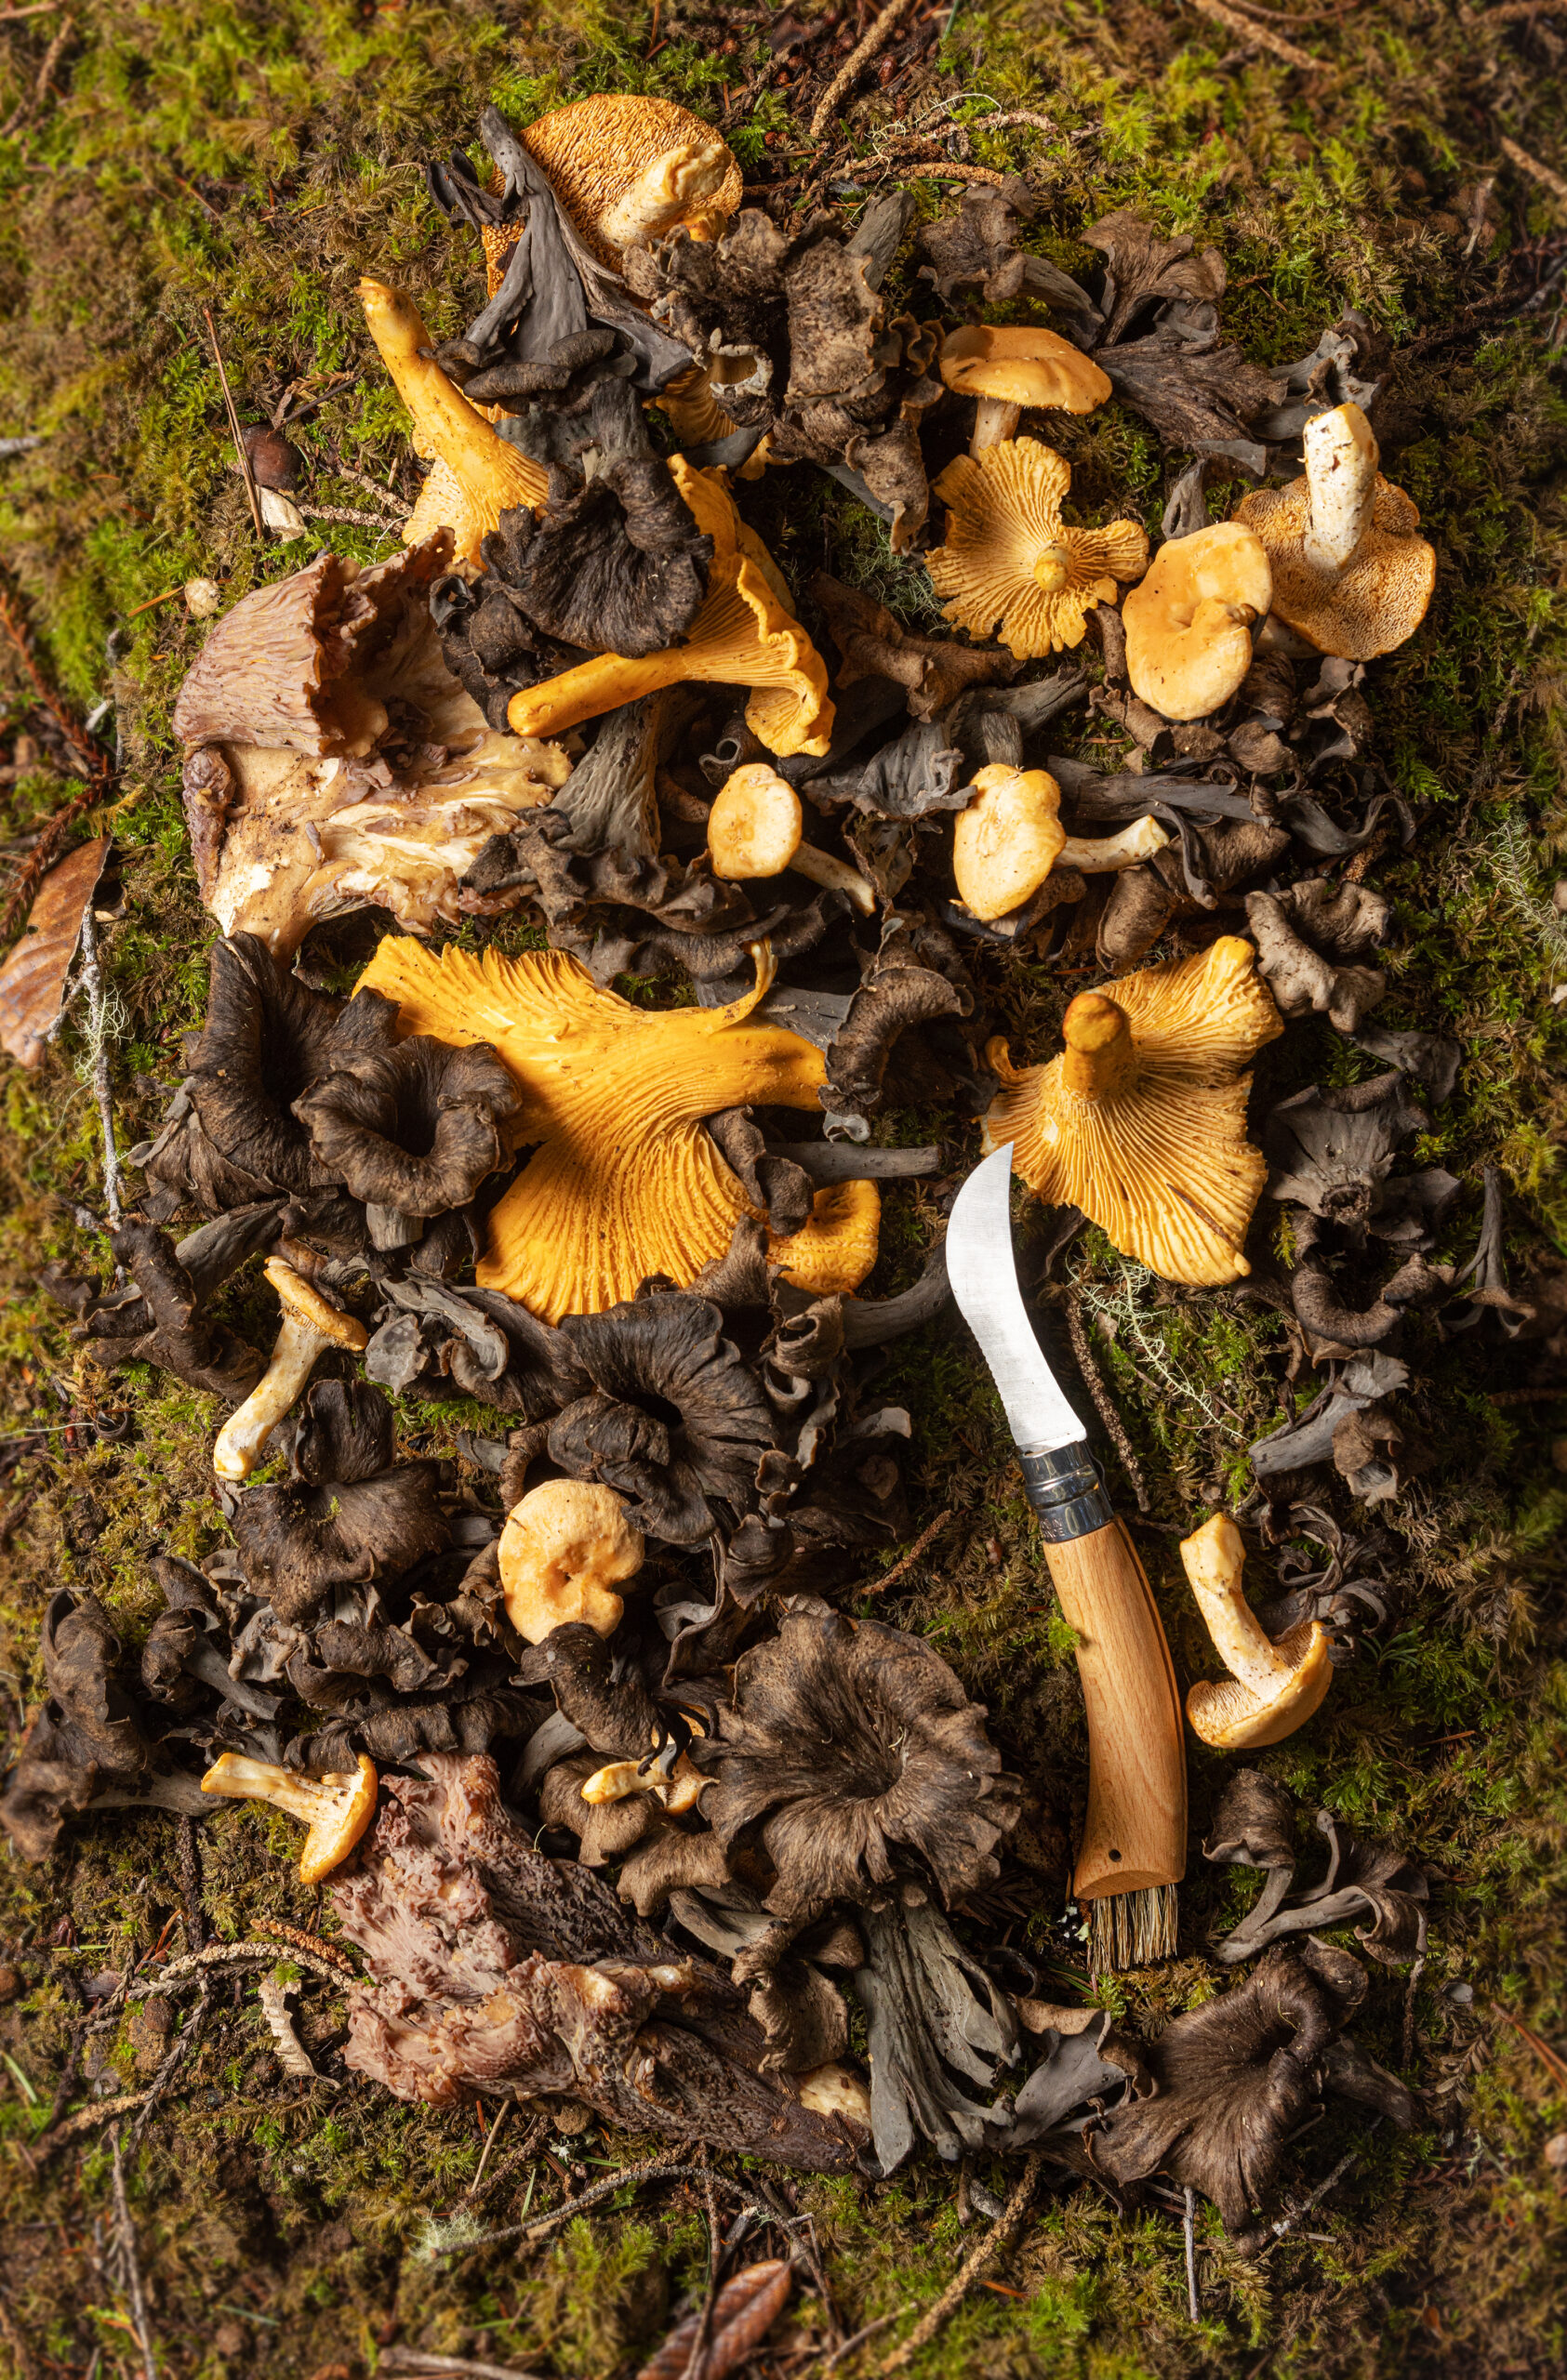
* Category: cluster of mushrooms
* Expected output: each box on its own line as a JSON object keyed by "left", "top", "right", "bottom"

{"left": 10, "top": 88, "right": 1531, "bottom": 2238}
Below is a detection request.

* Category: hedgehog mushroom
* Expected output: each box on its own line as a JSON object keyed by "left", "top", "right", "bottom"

{"left": 201, "top": 1751, "right": 378, "bottom": 1884}
{"left": 952, "top": 764, "right": 1170, "bottom": 923}
{"left": 1122, "top": 522, "right": 1273, "bottom": 721}
{"left": 938, "top": 325, "right": 1112, "bottom": 456}
{"left": 1235, "top": 403, "right": 1435, "bottom": 660}
{"left": 983, "top": 936, "right": 1283, "bottom": 1285}
{"left": 517, "top": 93, "right": 742, "bottom": 267}
{"left": 498, "top": 1479, "right": 645, "bottom": 1644}
{"left": 359, "top": 278, "right": 548, "bottom": 565}
{"left": 506, "top": 460, "right": 833, "bottom": 758}
{"left": 212, "top": 1261, "right": 368, "bottom": 1482}
{"left": 926, "top": 439, "right": 1149, "bottom": 659}
{"left": 1180, "top": 1513, "right": 1333, "bottom": 1748}
{"left": 354, "top": 937, "right": 830, "bottom": 1319}
{"left": 709, "top": 761, "right": 875, "bottom": 914}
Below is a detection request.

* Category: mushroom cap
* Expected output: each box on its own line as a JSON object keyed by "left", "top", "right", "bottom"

{"left": 354, "top": 937, "right": 827, "bottom": 1320}
{"left": 927, "top": 439, "right": 1149, "bottom": 660}
{"left": 952, "top": 763, "right": 1067, "bottom": 921}
{"left": 1122, "top": 522, "right": 1272, "bottom": 721}
{"left": 263, "top": 1257, "right": 369, "bottom": 1351}
{"left": 1186, "top": 1620, "right": 1334, "bottom": 1749}
{"left": 768, "top": 1178, "right": 882, "bottom": 1295}
{"left": 506, "top": 460, "right": 834, "bottom": 760}
{"left": 709, "top": 762, "right": 803, "bottom": 879}
{"left": 938, "top": 324, "right": 1112, "bottom": 416}
{"left": 518, "top": 95, "right": 743, "bottom": 267}
{"left": 982, "top": 936, "right": 1284, "bottom": 1286}
{"left": 299, "top": 1754, "right": 379, "bottom": 1883}
{"left": 1234, "top": 476, "right": 1436, "bottom": 660}
{"left": 498, "top": 1478, "right": 645, "bottom": 1645}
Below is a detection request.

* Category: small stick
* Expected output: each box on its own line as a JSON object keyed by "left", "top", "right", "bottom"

{"left": 380, "top": 2355, "right": 549, "bottom": 2380}
{"left": 436, "top": 2160, "right": 768, "bottom": 2259}
{"left": 1182, "top": 2188, "right": 1201, "bottom": 2321}
{"left": 809, "top": 0, "right": 919, "bottom": 138}
{"left": 1500, "top": 135, "right": 1567, "bottom": 207}
{"left": 817, "top": 2307, "right": 914, "bottom": 2373}
{"left": 127, "top": 1992, "right": 209, "bottom": 2152}
{"left": 203, "top": 306, "right": 265, "bottom": 538}
{"left": 683, "top": 2166, "right": 723, "bottom": 2380}
{"left": 1268, "top": 2121, "right": 1382, "bottom": 2245}
{"left": 0, "top": 6, "right": 60, "bottom": 23}
{"left": 876, "top": 2156, "right": 1040, "bottom": 2374}
{"left": 1181, "top": 0, "right": 1321, "bottom": 66}
{"left": 250, "top": 1916, "right": 357, "bottom": 1976}
{"left": 858, "top": 1509, "right": 951, "bottom": 1597}
{"left": 299, "top": 502, "right": 398, "bottom": 529}
{"left": 1065, "top": 1298, "right": 1149, "bottom": 1513}
{"left": 1488, "top": 2001, "right": 1567, "bottom": 2091}
{"left": 75, "top": 905, "right": 123, "bottom": 1228}
{"left": 466, "top": 2099, "right": 511, "bottom": 2197}
{"left": 110, "top": 2125, "right": 158, "bottom": 2380}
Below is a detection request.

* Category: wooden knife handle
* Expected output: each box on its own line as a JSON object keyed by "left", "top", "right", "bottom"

{"left": 1042, "top": 1519, "right": 1187, "bottom": 1899}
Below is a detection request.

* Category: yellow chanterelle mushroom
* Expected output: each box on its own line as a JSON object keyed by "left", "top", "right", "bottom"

{"left": 354, "top": 936, "right": 831, "bottom": 1321}
{"left": 982, "top": 936, "right": 1283, "bottom": 1286}
{"left": 1180, "top": 1513, "right": 1334, "bottom": 1748}
{"left": 926, "top": 439, "right": 1149, "bottom": 659}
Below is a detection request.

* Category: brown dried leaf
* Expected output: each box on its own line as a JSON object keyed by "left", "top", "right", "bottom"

{"left": 0, "top": 836, "right": 108, "bottom": 1068}
{"left": 635, "top": 2258, "right": 792, "bottom": 2380}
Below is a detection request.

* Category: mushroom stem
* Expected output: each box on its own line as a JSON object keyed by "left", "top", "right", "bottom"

{"left": 1058, "top": 992, "right": 1138, "bottom": 1102}
{"left": 1180, "top": 1514, "right": 1333, "bottom": 1750}
{"left": 1031, "top": 542, "right": 1073, "bottom": 595}
{"left": 785, "top": 840, "right": 878, "bottom": 914}
{"left": 1183, "top": 1516, "right": 1301, "bottom": 1698}
{"left": 581, "top": 1749, "right": 709, "bottom": 1815}
{"left": 212, "top": 1308, "right": 336, "bottom": 1482}
{"left": 200, "top": 1749, "right": 378, "bottom": 1883}
{"left": 971, "top": 395, "right": 1022, "bottom": 454}
{"left": 1057, "top": 817, "right": 1171, "bottom": 873}
{"left": 212, "top": 1260, "right": 368, "bottom": 1483}
{"left": 1300, "top": 403, "right": 1379, "bottom": 577}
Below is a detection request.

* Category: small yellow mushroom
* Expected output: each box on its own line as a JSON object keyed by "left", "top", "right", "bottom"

{"left": 1180, "top": 1513, "right": 1333, "bottom": 1748}
{"left": 212, "top": 1261, "right": 368, "bottom": 1483}
{"left": 1122, "top": 522, "right": 1273, "bottom": 722}
{"left": 983, "top": 937, "right": 1283, "bottom": 1286}
{"left": 506, "top": 461, "right": 833, "bottom": 759}
{"left": 926, "top": 439, "right": 1149, "bottom": 660}
{"left": 952, "top": 764, "right": 1170, "bottom": 923}
{"left": 581, "top": 1735, "right": 709, "bottom": 1816}
{"left": 767, "top": 1177, "right": 882, "bottom": 1296}
{"left": 498, "top": 1480, "right": 645, "bottom": 1644}
{"left": 358, "top": 279, "right": 547, "bottom": 566}
{"left": 938, "top": 324, "right": 1112, "bottom": 455}
{"left": 709, "top": 762, "right": 876, "bottom": 915}
{"left": 200, "top": 1751, "right": 378, "bottom": 1884}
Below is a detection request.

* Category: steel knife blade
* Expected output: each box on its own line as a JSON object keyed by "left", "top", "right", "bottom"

{"left": 947, "top": 1142, "right": 1086, "bottom": 1457}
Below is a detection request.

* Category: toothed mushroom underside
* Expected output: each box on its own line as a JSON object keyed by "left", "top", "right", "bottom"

{"left": 355, "top": 936, "right": 856, "bottom": 1321}
{"left": 514, "top": 94, "right": 743, "bottom": 266}
{"left": 173, "top": 539, "right": 569, "bottom": 959}
{"left": 983, "top": 936, "right": 1284, "bottom": 1286}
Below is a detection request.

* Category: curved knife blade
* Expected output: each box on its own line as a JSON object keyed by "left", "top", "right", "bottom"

{"left": 947, "top": 1143, "right": 1085, "bottom": 1455}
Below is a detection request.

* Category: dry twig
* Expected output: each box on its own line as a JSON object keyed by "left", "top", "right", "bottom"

{"left": 809, "top": 0, "right": 920, "bottom": 138}
{"left": 203, "top": 307, "right": 265, "bottom": 537}
{"left": 858, "top": 1508, "right": 952, "bottom": 1597}
{"left": 110, "top": 2123, "right": 158, "bottom": 2380}
{"left": 434, "top": 2160, "right": 768, "bottom": 2260}
{"left": 1182, "top": 2188, "right": 1201, "bottom": 2321}
{"left": 876, "top": 2157, "right": 1040, "bottom": 2373}
{"left": 1065, "top": 1297, "right": 1149, "bottom": 1512}
{"left": 817, "top": 2307, "right": 914, "bottom": 2373}
{"left": 1181, "top": 0, "right": 1322, "bottom": 67}
{"left": 1500, "top": 135, "right": 1567, "bottom": 207}
{"left": 683, "top": 2167, "right": 724, "bottom": 2380}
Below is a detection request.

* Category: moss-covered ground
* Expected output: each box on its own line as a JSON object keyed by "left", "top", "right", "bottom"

{"left": 1, "top": 2, "right": 1565, "bottom": 2374}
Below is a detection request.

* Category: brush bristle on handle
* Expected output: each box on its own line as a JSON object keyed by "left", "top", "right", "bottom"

{"left": 1018, "top": 1446, "right": 1188, "bottom": 1928}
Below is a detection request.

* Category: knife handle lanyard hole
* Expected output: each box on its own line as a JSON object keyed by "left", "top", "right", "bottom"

{"left": 1016, "top": 1442, "right": 1115, "bottom": 1542}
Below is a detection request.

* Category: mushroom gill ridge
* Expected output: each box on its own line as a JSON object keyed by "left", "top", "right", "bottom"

{"left": 355, "top": 937, "right": 827, "bottom": 1319}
